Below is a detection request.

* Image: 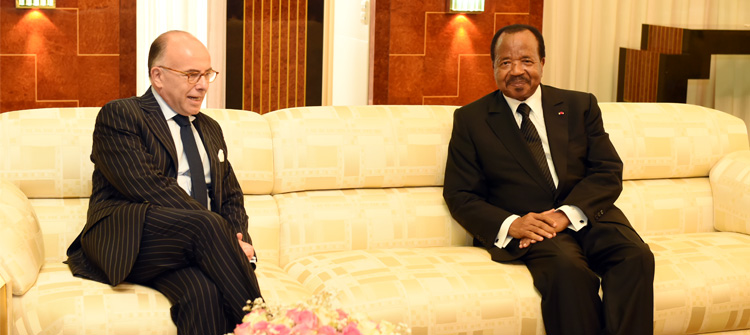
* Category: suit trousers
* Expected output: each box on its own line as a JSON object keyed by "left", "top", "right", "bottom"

{"left": 519, "top": 221, "right": 654, "bottom": 335}
{"left": 123, "top": 206, "right": 262, "bottom": 335}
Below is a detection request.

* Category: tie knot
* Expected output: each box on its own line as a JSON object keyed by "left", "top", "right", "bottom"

{"left": 173, "top": 114, "right": 192, "bottom": 127}
{"left": 516, "top": 103, "right": 531, "bottom": 118}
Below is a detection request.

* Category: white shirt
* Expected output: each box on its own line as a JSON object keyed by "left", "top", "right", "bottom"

{"left": 152, "top": 87, "right": 212, "bottom": 209}
{"left": 494, "top": 87, "right": 588, "bottom": 248}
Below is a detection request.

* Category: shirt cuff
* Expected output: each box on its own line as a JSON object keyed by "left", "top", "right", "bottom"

{"left": 557, "top": 205, "right": 588, "bottom": 231}
{"left": 495, "top": 214, "right": 519, "bottom": 249}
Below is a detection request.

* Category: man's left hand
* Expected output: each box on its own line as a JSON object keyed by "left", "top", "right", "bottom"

{"left": 236, "top": 233, "right": 255, "bottom": 262}
{"left": 518, "top": 210, "right": 572, "bottom": 248}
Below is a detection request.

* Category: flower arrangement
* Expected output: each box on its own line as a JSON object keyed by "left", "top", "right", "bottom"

{"left": 232, "top": 291, "right": 411, "bottom": 335}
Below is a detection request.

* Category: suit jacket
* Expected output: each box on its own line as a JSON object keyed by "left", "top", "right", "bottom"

{"left": 66, "top": 88, "right": 250, "bottom": 285}
{"left": 443, "top": 85, "right": 632, "bottom": 262}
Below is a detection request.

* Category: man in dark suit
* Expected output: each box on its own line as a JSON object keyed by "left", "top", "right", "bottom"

{"left": 443, "top": 24, "right": 654, "bottom": 335}
{"left": 65, "top": 30, "right": 261, "bottom": 334}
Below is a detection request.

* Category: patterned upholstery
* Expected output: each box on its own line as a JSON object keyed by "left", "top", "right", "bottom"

{"left": 1, "top": 103, "right": 750, "bottom": 335}
{"left": 600, "top": 103, "right": 749, "bottom": 180}
{"left": 264, "top": 105, "right": 456, "bottom": 194}
{"left": 0, "top": 108, "right": 98, "bottom": 198}
{"left": 711, "top": 151, "right": 750, "bottom": 235}
{"left": 274, "top": 188, "right": 472, "bottom": 267}
{"left": 0, "top": 181, "right": 43, "bottom": 295}
{"left": 649, "top": 232, "right": 750, "bottom": 334}
{"left": 202, "top": 109, "right": 274, "bottom": 195}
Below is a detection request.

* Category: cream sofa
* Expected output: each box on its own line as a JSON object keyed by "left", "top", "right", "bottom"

{"left": 1, "top": 103, "right": 750, "bottom": 335}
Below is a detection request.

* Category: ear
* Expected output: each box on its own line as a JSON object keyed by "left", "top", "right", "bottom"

{"left": 150, "top": 67, "right": 163, "bottom": 88}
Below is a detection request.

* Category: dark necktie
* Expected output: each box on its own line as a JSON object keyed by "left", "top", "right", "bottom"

{"left": 517, "top": 103, "right": 556, "bottom": 191}
{"left": 172, "top": 114, "right": 208, "bottom": 208}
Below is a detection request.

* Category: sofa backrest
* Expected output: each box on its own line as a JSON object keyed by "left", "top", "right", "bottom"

{"left": 601, "top": 103, "right": 749, "bottom": 237}
{"left": 1, "top": 103, "right": 748, "bottom": 271}
{"left": 263, "top": 106, "right": 473, "bottom": 266}
{"left": 0, "top": 107, "right": 283, "bottom": 269}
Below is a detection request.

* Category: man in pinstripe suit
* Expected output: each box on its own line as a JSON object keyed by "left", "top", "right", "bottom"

{"left": 65, "top": 30, "right": 262, "bottom": 334}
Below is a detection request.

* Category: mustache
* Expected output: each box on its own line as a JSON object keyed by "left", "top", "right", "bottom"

{"left": 506, "top": 75, "right": 530, "bottom": 85}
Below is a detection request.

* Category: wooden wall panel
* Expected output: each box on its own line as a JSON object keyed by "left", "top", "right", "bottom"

{"left": 373, "top": 0, "right": 544, "bottom": 106}
{"left": 245, "top": 0, "right": 308, "bottom": 114}
{"left": 0, "top": 0, "right": 136, "bottom": 113}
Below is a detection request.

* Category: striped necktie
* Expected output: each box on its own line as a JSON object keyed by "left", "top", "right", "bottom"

{"left": 517, "top": 103, "right": 555, "bottom": 191}
{"left": 173, "top": 114, "right": 209, "bottom": 207}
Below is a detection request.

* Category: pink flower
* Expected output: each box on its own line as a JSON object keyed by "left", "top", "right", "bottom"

{"left": 341, "top": 322, "right": 362, "bottom": 335}
{"left": 252, "top": 321, "right": 269, "bottom": 332}
{"left": 233, "top": 322, "right": 252, "bottom": 335}
{"left": 272, "top": 324, "right": 291, "bottom": 335}
{"left": 336, "top": 309, "right": 349, "bottom": 320}
{"left": 317, "top": 325, "right": 338, "bottom": 335}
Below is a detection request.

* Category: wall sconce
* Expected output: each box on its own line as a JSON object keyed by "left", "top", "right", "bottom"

{"left": 16, "top": 0, "right": 56, "bottom": 8}
{"left": 448, "top": 0, "right": 484, "bottom": 13}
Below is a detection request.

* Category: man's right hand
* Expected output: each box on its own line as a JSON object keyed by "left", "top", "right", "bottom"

{"left": 508, "top": 209, "right": 557, "bottom": 246}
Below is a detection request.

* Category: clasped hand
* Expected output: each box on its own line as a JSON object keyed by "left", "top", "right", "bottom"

{"left": 508, "top": 209, "right": 570, "bottom": 248}
{"left": 236, "top": 233, "right": 255, "bottom": 261}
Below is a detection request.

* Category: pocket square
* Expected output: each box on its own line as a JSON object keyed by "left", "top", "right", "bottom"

{"left": 218, "top": 149, "right": 225, "bottom": 162}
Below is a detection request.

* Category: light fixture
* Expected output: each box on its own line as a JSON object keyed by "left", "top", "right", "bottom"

{"left": 448, "top": 0, "right": 484, "bottom": 13}
{"left": 16, "top": 0, "right": 56, "bottom": 8}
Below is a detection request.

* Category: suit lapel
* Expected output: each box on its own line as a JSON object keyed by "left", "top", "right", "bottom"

{"left": 138, "top": 88, "right": 179, "bottom": 172}
{"left": 485, "top": 91, "right": 554, "bottom": 194}
{"left": 541, "top": 85, "right": 569, "bottom": 195}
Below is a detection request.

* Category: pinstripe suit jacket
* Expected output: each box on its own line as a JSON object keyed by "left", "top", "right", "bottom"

{"left": 65, "top": 88, "right": 250, "bottom": 285}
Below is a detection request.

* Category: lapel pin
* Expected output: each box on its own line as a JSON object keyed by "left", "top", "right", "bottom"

{"left": 218, "top": 149, "right": 225, "bottom": 162}
{"left": 558, "top": 111, "right": 565, "bottom": 115}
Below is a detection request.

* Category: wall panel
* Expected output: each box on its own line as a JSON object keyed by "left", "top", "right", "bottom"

{"left": 245, "top": 0, "right": 308, "bottom": 114}
{"left": 373, "top": 0, "right": 544, "bottom": 106}
{"left": 0, "top": 0, "right": 136, "bottom": 113}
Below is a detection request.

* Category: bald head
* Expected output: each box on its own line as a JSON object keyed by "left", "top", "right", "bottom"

{"left": 148, "top": 31, "right": 207, "bottom": 77}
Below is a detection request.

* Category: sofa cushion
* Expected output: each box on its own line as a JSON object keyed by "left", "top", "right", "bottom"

{"left": 617, "top": 178, "right": 716, "bottom": 236}
{"left": 648, "top": 232, "right": 750, "bottom": 334}
{"left": 264, "top": 105, "right": 457, "bottom": 194}
{"left": 202, "top": 109, "right": 274, "bottom": 195}
{"left": 601, "top": 103, "right": 749, "bottom": 180}
{"left": 0, "top": 181, "right": 43, "bottom": 295}
{"left": 710, "top": 150, "right": 750, "bottom": 235}
{"left": 274, "top": 187, "right": 472, "bottom": 267}
{"left": 284, "top": 246, "right": 544, "bottom": 335}
{"left": 0, "top": 108, "right": 98, "bottom": 198}
{"left": 12, "top": 263, "right": 175, "bottom": 335}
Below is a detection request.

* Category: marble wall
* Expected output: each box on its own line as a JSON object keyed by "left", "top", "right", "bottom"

{"left": 372, "top": 0, "right": 544, "bottom": 106}
{"left": 0, "top": 0, "right": 136, "bottom": 113}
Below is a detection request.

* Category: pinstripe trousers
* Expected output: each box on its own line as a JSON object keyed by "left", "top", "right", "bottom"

{"left": 123, "top": 206, "right": 262, "bottom": 335}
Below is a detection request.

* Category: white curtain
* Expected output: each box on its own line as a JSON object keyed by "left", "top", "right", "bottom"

{"left": 542, "top": 0, "right": 750, "bottom": 103}
{"left": 135, "top": 0, "right": 226, "bottom": 108}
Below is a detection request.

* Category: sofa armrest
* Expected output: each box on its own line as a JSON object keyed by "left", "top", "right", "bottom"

{"left": 710, "top": 150, "right": 750, "bottom": 235}
{"left": 0, "top": 269, "right": 10, "bottom": 335}
{"left": 0, "top": 180, "right": 44, "bottom": 295}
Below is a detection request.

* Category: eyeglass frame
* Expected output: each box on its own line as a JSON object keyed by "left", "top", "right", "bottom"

{"left": 158, "top": 66, "right": 219, "bottom": 84}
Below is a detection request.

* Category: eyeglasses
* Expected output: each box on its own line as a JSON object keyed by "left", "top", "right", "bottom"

{"left": 158, "top": 66, "right": 219, "bottom": 84}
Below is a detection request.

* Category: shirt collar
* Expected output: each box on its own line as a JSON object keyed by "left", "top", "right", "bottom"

{"left": 151, "top": 86, "right": 195, "bottom": 122}
{"left": 502, "top": 85, "right": 543, "bottom": 115}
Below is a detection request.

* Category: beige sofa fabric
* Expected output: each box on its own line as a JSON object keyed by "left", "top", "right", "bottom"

{"left": 264, "top": 105, "right": 456, "bottom": 194}
{"left": 601, "top": 103, "right": 749, "bottom": 180}
{"left": 1, "top": 103, "right": 749, "bottom": 335}
{"left": 711, "top": 151, "right": 750, "bottom": 235}
{"left": 0, "top": 181, "right": 43, "bottom": 295}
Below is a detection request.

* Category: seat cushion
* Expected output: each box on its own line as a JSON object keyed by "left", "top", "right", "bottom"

{"left": 647, "top": 232, "right": 750, "bottom": 335}
{"left": 284, "top": 246, "right": 545, "bottom": 335}
{"left": 11, "top": 263, "right": 175, "bottom": 335}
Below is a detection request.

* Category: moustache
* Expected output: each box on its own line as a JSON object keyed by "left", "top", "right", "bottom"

{"left": 506, "top": 76, "right": 530, "bottom": 85}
